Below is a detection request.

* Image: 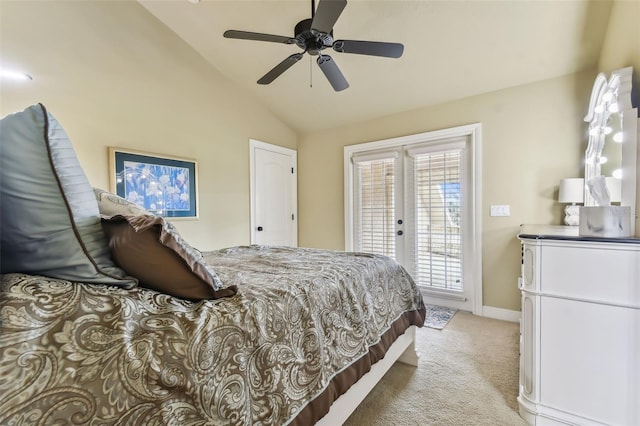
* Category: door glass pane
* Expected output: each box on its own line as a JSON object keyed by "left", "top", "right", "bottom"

{"left": 413, "top": 149, "right": 463, "bottom": 291}
{"left": 355, "top": 158, "right": 396, "bottom": 258}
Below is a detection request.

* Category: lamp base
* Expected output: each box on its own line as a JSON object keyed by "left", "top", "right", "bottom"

{"left": 563, "top": 204, "right": 580, "bottom": 226}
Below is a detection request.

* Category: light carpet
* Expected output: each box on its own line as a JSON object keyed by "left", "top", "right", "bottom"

{"left": 344, "top": 311, "right": 526, "bottom": 426}
{"left": 424, "top": 304, "right": 457, "bottom": 329}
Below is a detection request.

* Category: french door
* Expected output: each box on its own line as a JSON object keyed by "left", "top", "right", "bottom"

{"left": 344, "top": 125, "right": 482, "bottom": 313}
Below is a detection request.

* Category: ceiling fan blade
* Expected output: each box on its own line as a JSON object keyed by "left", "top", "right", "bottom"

{"left": 317, "top": 55, "right": 349, "bottom": 91}
{"left": 333, "top": 40, "right": 404, "bottom": 58}
{"left": 258, "top": 53, "right": 304, "bottom": 85}
{"left": 311, "top": 0, "right": 347, "bottom": 34}
{"left": 224, "top": 30, "right": 294, "bottom": 44}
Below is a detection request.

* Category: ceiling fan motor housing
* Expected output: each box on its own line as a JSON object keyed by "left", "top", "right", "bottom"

{"left": 294, "top": 18, "right": 333, "bottom": 55}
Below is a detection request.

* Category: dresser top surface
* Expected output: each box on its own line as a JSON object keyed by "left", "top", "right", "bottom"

{"left": 518, "top": 224, "right": 640, "bottom": 244}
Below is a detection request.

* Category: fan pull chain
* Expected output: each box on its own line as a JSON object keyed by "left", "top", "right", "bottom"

{"left": 309, "top": 54, "right": 313, "bottom": 88}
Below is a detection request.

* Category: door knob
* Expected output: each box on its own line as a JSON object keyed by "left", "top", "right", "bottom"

{"left": 257, "top": 226, "right": 263, "bottom": 231}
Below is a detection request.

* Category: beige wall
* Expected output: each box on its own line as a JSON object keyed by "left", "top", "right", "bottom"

{"left": 597, "top": 0, "right": 640, "bottom": 236}
{"left": 298, "top": 71, "right": 595, "bottom": 311}
{"left": 0, "top": 1, "right": 297, "bottom": 250}
{"left": 598, "top": 0, "right": 640, "bottom": 76}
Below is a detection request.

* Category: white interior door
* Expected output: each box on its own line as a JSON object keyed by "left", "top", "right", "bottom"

{"left": 250, "top": 140, "right": 297, "bottom": 246}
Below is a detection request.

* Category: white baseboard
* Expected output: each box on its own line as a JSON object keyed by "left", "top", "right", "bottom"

{"left": 480, "top": 305, "right": 521, "bottom": 323}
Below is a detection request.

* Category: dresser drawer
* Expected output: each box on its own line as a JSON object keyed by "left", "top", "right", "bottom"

{"left": 539, "top": 297, "right": 640, "bottom": 425}
{"left": 539, "top": 242, "right": 640, "bottom": 307}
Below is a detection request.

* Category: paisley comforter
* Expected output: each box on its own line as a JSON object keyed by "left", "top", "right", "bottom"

{"left": 0, "top": 245, "right": 426, "bottom": 425}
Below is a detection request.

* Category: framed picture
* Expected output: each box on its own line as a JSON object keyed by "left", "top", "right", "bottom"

{"left": 109, "top": 147, "right": 198, "bottom": 219}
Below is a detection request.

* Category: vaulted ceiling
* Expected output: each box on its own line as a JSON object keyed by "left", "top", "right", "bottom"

{"left": 139, "top": 0, "right": 612, "bottom": 134}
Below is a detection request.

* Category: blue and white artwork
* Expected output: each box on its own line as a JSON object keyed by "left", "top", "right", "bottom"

{"left": 113, "top": 149, "right": 197, "bottom": 218}
{"left": 123, "top": 161, "right": 190, "bottom": 212}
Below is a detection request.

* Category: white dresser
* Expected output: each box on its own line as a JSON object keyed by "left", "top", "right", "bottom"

{"left": 517, "top": 225, "right": 640, "bottom": 426}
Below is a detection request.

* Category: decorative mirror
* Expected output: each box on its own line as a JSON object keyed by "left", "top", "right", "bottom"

{"left": 583, "top": 66, "right": 638, "bottom": 235}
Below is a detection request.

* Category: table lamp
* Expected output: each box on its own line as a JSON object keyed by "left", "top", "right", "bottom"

{"left": 558, "top": 178, "right": 584, "bottom": 225}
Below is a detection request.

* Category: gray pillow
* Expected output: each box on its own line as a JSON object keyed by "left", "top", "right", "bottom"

{"left": 0, "top": 103, "right": 136, "bottom": 288}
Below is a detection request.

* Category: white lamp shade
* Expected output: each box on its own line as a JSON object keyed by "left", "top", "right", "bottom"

{"left": 558, "top": 178, "right": 585, "bottom": 204}
{"left": 605, "top": 177, "right": 622, "bottom": 203}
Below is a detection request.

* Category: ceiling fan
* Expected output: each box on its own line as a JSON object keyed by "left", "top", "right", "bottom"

{"left": 223, "top": 0, "right": 404, "bottom": 92}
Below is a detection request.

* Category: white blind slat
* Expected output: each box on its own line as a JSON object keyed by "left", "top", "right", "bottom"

{"left": 352, "top": 150, "right": 398, "bottom": 164}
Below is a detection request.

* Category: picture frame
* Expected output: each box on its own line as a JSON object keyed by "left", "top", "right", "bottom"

{"left": 109, "top": 147, "right": 198, "bottom": 219}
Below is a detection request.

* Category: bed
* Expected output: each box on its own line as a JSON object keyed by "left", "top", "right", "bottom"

{"left": 0, "top": 104, "right": 426, "bottom": 425}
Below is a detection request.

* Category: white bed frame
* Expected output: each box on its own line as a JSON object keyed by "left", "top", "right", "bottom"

{"left": 315, "top": 326, "right": 419, "bottom": 425}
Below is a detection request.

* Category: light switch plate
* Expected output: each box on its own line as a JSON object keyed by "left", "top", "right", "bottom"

{"left": 490, "top": 205, "right": 511, "bottom": 217}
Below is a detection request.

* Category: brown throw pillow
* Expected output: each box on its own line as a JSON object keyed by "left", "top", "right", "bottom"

{"left": 101, "top": 215, "right": 237, "bottom": 301}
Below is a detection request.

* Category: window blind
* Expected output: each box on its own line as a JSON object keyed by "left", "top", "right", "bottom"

{"left": 354, "top": 158, "right": 396, "bottom": 258}
{"left": 413, "top": 149, "right": 463, "bottom": 291}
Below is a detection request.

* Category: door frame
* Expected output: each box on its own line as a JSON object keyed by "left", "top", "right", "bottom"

{"left": 249, "top": 139, "right": 298, "bottom": 246}
{"left": 344, "top": 124, "right": 483, "bottom": 315}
